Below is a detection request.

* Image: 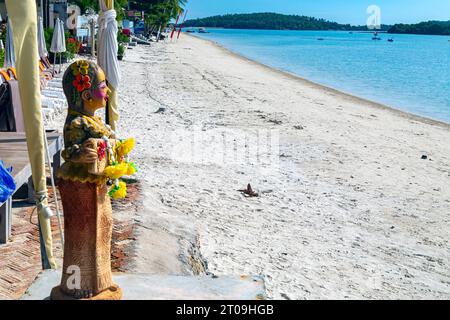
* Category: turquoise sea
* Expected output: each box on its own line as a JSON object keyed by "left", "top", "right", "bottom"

{"left": 193, "top": 29, "right": 450, "bottom": 123}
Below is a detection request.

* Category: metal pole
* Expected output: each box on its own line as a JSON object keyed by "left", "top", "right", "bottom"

{"left": 53, "top": 52, "right": 56, "bottom": 75}
{"left": 91, "top": 20, "right": 95, "bottom": 57}
{"left": 38, "top": 223, "right": 51, "bottom": 269}
{"left": 177, "top": 9, "right": 188, "bottom": 40}
{"left": 105, "top": 80, "right": 110, "bottom": 125}
{"left": 43, "top": 128, "right": 64, "bottom": 247}
{"left": 40, "top": 0, "right": 44, "bottom": 19}
{"left": 59, "top": 52, "right": 62, "bottom": 73}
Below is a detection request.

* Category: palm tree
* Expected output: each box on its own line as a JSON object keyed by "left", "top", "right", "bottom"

{"left": 130, "top": 0, "right": 186, "bottom": 37}
{"left": 128, "top": 0, "right": 186, "bottom": 15}
{"left": 167, "top": 0, "right": 187, "bottom": 18}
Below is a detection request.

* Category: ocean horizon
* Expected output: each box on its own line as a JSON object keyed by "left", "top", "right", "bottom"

{"left": 192, "top": 29, "right": 450, "bottom": 124}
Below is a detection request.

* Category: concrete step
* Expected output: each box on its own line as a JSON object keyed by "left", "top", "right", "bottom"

{"left": 21, "top": 270, "right": 266, "bottom": 300}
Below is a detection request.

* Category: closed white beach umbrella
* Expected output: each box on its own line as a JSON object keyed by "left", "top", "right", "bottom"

{"left": 50, "top": 18, "right": 64, "bottom": 53}
{"left": 97, "top": 0, "right": 121, "bottom": 130}
{"left": 50, "top": 18, "right": 65, "bottom": 74}
{"left": 37, "top": 16, "right": 48, "bottom": 58}
{"left": 4, "top": 19, "right": 16, "bottom": 68}
{"left": 58, "top": 19, "right": 66, "bottom": 72}
{"left": 59, "top": 19, "right": 66, "bottom": 53}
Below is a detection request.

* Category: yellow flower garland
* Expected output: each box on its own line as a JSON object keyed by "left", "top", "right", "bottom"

{"left": 116, "top": 138, "right": 135, "bottom": 159}
{"left": 109, "top": 181, "right": 127, "bottom": 199}
{"left": 103, "top": 138, "right": 137, "bottom": 200}
{"left": 104, "top": 162, "right": 129, "bottom": 180}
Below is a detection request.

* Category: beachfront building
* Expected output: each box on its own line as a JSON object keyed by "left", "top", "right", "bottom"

{"left": 0, "top": 0, "right": 67, "bottom": 28}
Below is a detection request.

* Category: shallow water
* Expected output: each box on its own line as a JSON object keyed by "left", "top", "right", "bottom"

{"left": 194, "top": 29, "right": 450, "bottom": 123}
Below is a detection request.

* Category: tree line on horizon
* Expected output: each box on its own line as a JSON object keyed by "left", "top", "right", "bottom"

{"left": 183, "top": 13, "right": 450, "bottom": 35}
{"left": 387, "top": 20, "right": 450, "bottom": 35}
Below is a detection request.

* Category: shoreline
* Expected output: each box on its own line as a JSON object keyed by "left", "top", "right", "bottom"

{"left": 187, "top": 33, "right": 450, "bottom": 130}
{"left": 186, "top": 27, "right": 450, "bottom": 37}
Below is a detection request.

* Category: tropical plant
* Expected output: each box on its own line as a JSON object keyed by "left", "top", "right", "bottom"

{"left": 127, "top": 0, "right": 187, "bottom": 33}
{"left": 66, "top": 36, "right": 82, "bottom": 60}
{"left": 44, "top": 27, "right": 54, "bottom": 50}
{"left": 0, "top": 24, "right": 6, "bottom": 45}
{"left": 0, "top": 49, "right": 4, "bottom": 68}
{"left": 117, "top": 43, "right": 125, "bottom": 57}
{"left": 117, "top": 30, "right": 130, "bottom": 44}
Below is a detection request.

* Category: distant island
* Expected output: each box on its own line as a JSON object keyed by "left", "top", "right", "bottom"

{"left": 183, "top": 13, "right": 450, "bottom": 36}
{"left": 388, "top": 20, "right": 450, "bottom": 35}
{"left": 183, "top": 13, "right": 390, "bottom": 31}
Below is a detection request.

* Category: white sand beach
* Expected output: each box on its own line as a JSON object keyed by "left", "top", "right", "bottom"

{"left": 107, "top": 34, "right": 450, "bottom": 299}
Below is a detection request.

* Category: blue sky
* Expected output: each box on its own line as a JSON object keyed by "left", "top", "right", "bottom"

{"left": 184, "top": 0, "right": 450, "bottom": 25}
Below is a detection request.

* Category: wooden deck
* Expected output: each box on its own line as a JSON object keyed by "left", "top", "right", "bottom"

{"left": 0, "top": 132, "right": 63, "bottom": 244}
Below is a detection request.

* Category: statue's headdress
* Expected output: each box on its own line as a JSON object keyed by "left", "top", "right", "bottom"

{"left": 63, "top": 60, "right": 100, "bottom": 112}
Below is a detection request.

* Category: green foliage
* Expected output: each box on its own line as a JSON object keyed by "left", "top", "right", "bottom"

{"left": 0, "top": 49, "right": 4, "bottom": 68}
{"left": 115, "top": 0, "right": 129, "bottom": 21}
{"left": 118, "top": 43, "right": 125, "bottom": 56}
{"left": 69, "top": 0, "right": 129, "bottom": 21}
{"left": 44, "top": 27, "right": 54, "bottom": 50}
{"left": 63, "top": 31, "right": 76, "bottom": 60}
{"left": 183, "top": 13, "right": 391, "bottom": 31}
{"left": 0, "top": 24, "right": 5, "bottom": 67}
{"left": 66, "top": 33, "right": 82, "bottom": 60}
{"left": 117, "top": 30, "right": 128, "bottom": 57}
{"left": 128, "top": 0, "right": 186, "bottom": 30}
{"left": 0, "top": 25, "right": 6, "bottom": 45}
{"left": 388, "top": 21, "right": 450, "bottom": 35}
{"left": 117, "top": 30, "right": 130, "bottom": 44}
{"left": 69, "top": 0, "right": 99, "bottom": 13}
{"left": 184, "top": 13, "right": 450, "bottom": 34}
{"left": 129, "top": 0, "right": 186, "bottom": 18}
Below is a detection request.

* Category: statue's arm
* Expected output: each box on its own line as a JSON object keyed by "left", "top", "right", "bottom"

{"left": 62, "top": 117, "right": 98, "bottom": 164}
{"left": 62, "top": 142, "right": 98, "bottom": 163}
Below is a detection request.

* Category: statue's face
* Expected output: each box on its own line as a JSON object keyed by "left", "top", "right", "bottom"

{"left": 82, "top": 68, "right": 110, "bottom": 111}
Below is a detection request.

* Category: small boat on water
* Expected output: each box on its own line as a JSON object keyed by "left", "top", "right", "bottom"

{"left": 372, "top": 31, "right": 382, "bottom": 40}
{"left": 388, "top": 38, "right": 394, "bottom": 42}
{"left": 198, "top": 27, "right": 209, "bottom": 34}
{"left": 317, "top": 38, "right": 324, "bottom": 41}
{"left": 186, "top": 29, "right": 196, "bottom": 33}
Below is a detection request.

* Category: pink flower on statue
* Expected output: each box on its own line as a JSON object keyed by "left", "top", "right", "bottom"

{"left": 97, "top": 140, "right": 107, "bottom": 161}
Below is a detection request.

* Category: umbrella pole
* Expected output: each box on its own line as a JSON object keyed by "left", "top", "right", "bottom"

{"left": 59, "top": 52, "right": 62, "bottom": 73}
{"left": 52, "top": 52, "right": 56, "bottom": 76}
{"left": 42, "top": 127, "right": 64, "bottom": 246}
{"left": 105, "top": 80, "right": 110, "bottom": 125}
